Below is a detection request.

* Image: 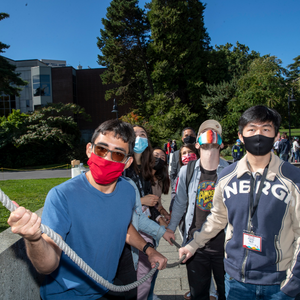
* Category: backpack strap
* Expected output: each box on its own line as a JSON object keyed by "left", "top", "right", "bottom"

{"left": 185, "top": 160, "right": 197, "bottom": 196}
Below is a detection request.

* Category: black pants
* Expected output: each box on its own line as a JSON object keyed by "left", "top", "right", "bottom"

{"left": 100, "top": 243, "right": 137, "bottom": 300}
{"left": 186, "top": 249, "right": 226, "bottom": 300}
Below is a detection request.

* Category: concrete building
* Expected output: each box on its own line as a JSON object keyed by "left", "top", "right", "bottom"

{"left": 1, "top": 57, "right": 130, "bottom": 140}
{"left": 1, "top": 58, "right": 54, "bottom": 115}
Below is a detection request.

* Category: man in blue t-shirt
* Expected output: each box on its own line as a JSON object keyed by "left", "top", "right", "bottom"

{"left": 7, "top": 119, "right": 167, "bottom": 300}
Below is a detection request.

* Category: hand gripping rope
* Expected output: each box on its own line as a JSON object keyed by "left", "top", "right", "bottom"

{"left": 0, "top": 189, "right": 185, "bottom": 292}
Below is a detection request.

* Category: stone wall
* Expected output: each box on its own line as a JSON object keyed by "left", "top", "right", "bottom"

{"left": 0, "top": 208, "right": 44, "bottom": 300}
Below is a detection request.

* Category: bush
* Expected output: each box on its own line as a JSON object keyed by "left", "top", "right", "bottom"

{"left": 220, "top": 146, "right": 232, "bottom": 157}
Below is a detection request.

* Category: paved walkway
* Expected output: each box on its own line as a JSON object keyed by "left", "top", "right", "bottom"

{"left": 0, "top": 169, "right": 71, "bottom": 181}
{"left": 154, "top": 192, "right": 188, "bottom": 299}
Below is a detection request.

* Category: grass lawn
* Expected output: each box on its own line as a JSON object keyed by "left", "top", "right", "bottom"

{"left": 0, "top": 178, "right": 69, "bottom": 233}
{"left": 223, "top": 156, "right": 233, "bottom": 161}
{"left": 280, "top": 128, "right": 300, "bottom": 137}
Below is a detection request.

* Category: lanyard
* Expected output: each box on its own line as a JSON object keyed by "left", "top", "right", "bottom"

{"left": 248, "top": 163, "right": 269, "bottom": 220}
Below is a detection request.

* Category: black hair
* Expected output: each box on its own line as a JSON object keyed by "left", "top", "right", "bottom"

{"left": 91, "top": 119, "right": 136, "bottom": 155}
{"left": 152, "top": 147, "right": 170, "bottom": 194}
{"left": 132, "top": 125, "right": 155, "bottom": 184}
{"left": 238, "top": 105, "right": 281, "bottom": 136}
{"left": 181, "top": 127, "right": 196, "bottom": 137}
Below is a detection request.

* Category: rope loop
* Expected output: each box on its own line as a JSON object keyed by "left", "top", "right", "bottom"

{"left": 0, "top": 188, "right": 185, "bottom": 292}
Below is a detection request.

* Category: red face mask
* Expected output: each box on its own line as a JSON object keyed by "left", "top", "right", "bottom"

{"left": 181, "top": 153, "right": 197, "bottom": 165}
{"left": 87, "top": 153, "right": 125, "bottom": 185}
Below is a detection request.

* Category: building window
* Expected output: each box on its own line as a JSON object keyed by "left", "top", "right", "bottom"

{"left": 33, "top": 75, "right": 51, "bottom": 97}
{"left": 0, "top": 95, "right": 15, "bottom": 117}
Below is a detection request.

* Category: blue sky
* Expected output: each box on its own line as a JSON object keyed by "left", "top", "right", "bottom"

{"left": 1, "top": 0, "right": 299, "bottom": 70}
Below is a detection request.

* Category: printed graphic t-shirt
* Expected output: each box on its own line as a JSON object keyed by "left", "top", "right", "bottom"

{"left": 188, "top": 164, "right": 225, "bottom": 253}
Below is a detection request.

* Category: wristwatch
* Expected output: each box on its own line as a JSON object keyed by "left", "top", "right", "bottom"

{"left": 142, "top": 242, "right": 154, "bottom": 255}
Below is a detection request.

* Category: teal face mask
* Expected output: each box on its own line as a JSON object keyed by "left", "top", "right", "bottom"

{"left": 134, "top": 136, "right": 148, "bottom": 154}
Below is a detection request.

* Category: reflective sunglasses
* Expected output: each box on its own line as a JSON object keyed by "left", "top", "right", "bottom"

{"left": 92, "top": 144, "right": 129, "bottom": 163}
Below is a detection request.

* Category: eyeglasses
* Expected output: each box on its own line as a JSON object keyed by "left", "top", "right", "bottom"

{"left": 92, "top": 144, "right": 129, "bottom": 163}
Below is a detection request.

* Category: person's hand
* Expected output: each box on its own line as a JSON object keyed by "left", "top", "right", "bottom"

{"left": 160, "top": 208, "right": 171, "bottom": 224}
{"left": 146, "top": 247, "right": 167, "bottom": 270}
{"left": 179, "top": 246, "right": 193, "bottom": 263}
{"left": 7, "top": 202, "right": 42, "bottom": 242}
{"left": 158, "top": 217, "right": 168, "bottom": 228}
{"left": 163, "top": 228, "right": 175, "bottom": 245}
{"left": 141, "top": 194, "right": 159, "bottom": 207}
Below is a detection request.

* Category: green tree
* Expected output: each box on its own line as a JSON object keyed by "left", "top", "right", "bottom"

{"left": 0, "top": 109, "right": 28, "bottom": 148}
{"left": 287, "top": 55, "right": 300, "bottom": 82}
{"left": 202, "top": 42, "right": 261, "bottom": 123}
{"left": 0, "top": 103, "right": 91, "bottom": 168}
{"left": 0, "top": 13, "right": 27, "bottom": 96}
{"left": 287, "top": 55, "right": 300, "bottom": 123}
{"left": 145, "top": 94, "right": 198, "bottom": 146}
{"left": 97, "top": 0, "right": 153, "bottom": 106}
{"left": 206, "top": 42, "right": 261, "bottom": 84}
{"left": 222, "top": 56, "right": 288, "bottom": 141}
{"left": 202, "top": 78, "right": 238, "bottom": 122}
{"left": 148, "top": 0, "right": 211, "bottom": 109}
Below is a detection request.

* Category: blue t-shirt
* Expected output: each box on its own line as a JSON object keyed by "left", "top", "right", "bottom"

{"left": 40, "top": 174, "right": 135, "bottom": 300}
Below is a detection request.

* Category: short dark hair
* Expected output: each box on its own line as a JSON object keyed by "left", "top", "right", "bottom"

{"left": 91, "top": 119, "right": 136, "bottom": 155}
{"left": 181, "top": 127, "right": 196, "bottom": 137}
{"left": 238, "top": 105, "right": 281, "bottom": 136}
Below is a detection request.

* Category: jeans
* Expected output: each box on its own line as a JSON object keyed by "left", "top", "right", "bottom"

{"left": 225, "top": 273, "right": 294, "bottom": 300}
{"left": 294, "top": 150, "right": 299, "bottom": 161}
{"left": 186, "top": 249, "right": 225, "bottom": 300}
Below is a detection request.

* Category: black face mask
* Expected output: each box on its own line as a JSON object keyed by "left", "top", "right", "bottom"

{"left": 243, "top": 135, "right": 275, "bottom": 156}
{"left": 183, "top": 135, "right": 196, "bottom": 144}
{"left": 153, "top": 157, "right": 165, "bottom": 171}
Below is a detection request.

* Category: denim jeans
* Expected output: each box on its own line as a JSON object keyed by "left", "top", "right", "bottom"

{"left": 225, "top": 273, "right": 295, "bottom": 300}
{"left": 294, "top": 150, "right": 299, "bottom": 161}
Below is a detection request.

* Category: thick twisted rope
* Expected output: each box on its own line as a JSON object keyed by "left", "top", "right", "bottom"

{"left": 0, "top": 189, "right": 185, "bottom": 292}
{"left": 166, "top": 239, "right": 186, "bottom": 268}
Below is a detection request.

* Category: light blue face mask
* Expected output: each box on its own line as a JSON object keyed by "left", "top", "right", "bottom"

{"left": 134, "top": 136, "right": 148, "bottom": 154}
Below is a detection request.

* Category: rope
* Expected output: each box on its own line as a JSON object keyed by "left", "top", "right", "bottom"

{"left": 0, "top": 189, "right": 185, "bottom": 292}
{"left": 166, "top": 239, "right": 186, "bottom": 268}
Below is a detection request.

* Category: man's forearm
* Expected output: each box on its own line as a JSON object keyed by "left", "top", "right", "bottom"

{"left": 126, "top": 223, "right": 168, "bottom": 270}
{"left": 126, "top": 223, "right": 147, "bottom": 251}
{"left": 25, "top": 233, "right": 61, "bottom": 274}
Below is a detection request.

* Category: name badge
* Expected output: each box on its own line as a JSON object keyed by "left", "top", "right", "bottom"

{"left": 243, "top": 232, "right": 262, "bottom": 252}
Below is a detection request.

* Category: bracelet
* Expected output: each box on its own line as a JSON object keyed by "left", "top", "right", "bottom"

{"left": 158, "top": 207, "right": 165, "bottom": 213}
{"left": 142, "top": 242, "right": 154, "bottom": 255}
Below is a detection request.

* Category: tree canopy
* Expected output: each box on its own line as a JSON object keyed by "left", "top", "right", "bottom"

{"left": 98, "top": 0, "right": 300, "bottom": 146}
{"left": 97, "top": 0, "right": 153, "bottom": 106}
{"left": 148, "top": 0, "right": 210, "bottom": 106}
{"left": 0, "top": 13, "right": 27, "bottom": 96}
